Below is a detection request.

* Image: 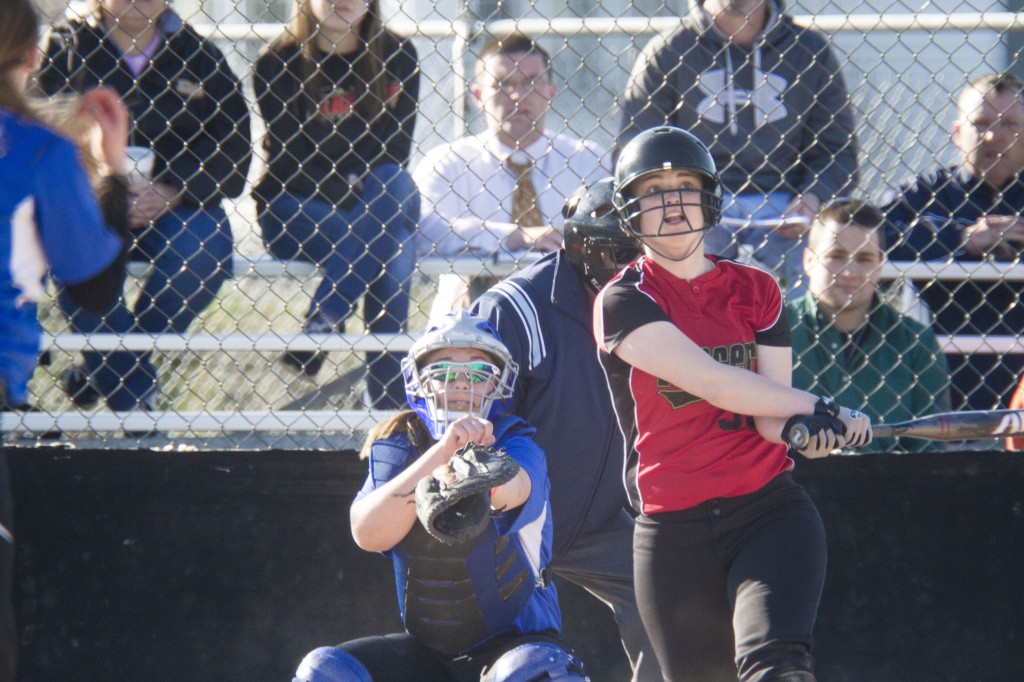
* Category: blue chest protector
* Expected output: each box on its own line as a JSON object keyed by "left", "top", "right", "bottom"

{"left": 398, "top": 516, "right": 536, "bottom": 655}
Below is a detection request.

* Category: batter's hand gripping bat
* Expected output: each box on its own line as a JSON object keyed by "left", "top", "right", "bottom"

{"left": 786, "top": 409, "right": 1024, "bottom": 450}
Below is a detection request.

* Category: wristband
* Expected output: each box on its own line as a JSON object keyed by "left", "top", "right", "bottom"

{"left": 813, "top": 396, "right": 840, "bottom": 419}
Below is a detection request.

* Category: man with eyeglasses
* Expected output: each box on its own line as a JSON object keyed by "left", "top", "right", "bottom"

{"left": 414, "top": 32, "right": 610, "bottom": 315}
{"left": 788, "top": 200, "right": 949, "bottom": 453}
{"left": 883, "top": 73, "right": 1024, "bottom": 412}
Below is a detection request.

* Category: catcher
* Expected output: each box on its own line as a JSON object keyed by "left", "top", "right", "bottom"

{"left": 291, "top": 311, "right": 588, "bottom": 682}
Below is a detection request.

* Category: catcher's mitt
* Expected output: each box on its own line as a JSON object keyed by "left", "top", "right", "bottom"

{"left": 415, "top": 442, "right": 521, "bottom": 546}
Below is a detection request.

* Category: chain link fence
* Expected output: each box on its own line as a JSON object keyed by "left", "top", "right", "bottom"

{"left": 6, "top": 0, "right": 1024, "bottom": 447}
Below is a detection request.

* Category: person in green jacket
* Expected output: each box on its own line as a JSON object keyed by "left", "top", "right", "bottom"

{"left": 788, "top": 199, "right": 951, "bottom": 452}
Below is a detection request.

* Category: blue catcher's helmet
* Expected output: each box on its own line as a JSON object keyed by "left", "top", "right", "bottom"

{"left": 402, "top": 311, "right": 519, "bottom": 439}
{"left": 482, "top": 641, "right": 590, "bottom": 682}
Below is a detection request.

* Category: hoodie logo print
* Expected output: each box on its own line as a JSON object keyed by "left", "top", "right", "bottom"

{"left": 695, "top": 69, "right": 788, "bottom": 130}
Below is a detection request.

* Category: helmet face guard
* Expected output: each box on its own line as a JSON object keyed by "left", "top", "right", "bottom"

{"left": 563, "top": 177, "right": 641, "bottom": 291}
{"left": 402, "top": 311, "right": 519, "bottom": 439}
{"left": 613, "top": 126, "right": 723, "bottom": 237}
{"left": 616, "top": 186, "right": 723, "bottom": 238}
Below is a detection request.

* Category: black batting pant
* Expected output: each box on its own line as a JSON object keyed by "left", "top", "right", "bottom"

{"left": 633, "top": 473, "right": 827, "bottom": 682}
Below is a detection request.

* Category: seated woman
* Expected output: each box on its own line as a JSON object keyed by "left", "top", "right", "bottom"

{"left": 291, "top": 311, "right": 587, "bottom": 682}
{"left": 38, "top": 0, "right": 251, "bottom": 411}
{"left": 253, "top": 0, "right": 420, "bottom": 408}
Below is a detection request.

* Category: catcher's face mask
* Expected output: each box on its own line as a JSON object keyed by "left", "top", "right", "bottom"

{"left": 402, "top": 311, "right": 519, "bottom": 439}
{"left": 419, "top": 351, "right": 502, "bottom": 434}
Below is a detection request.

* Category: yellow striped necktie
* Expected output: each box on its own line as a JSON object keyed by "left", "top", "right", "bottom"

{"left": 506, "top": 159, "right": 544, "bottom": 228}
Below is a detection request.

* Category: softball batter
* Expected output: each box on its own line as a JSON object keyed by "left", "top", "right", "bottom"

{"left": 594, "top": 126, "right": 871, "bottom": 681}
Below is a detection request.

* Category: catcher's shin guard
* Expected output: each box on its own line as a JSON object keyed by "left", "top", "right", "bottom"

{"left": 482, "top": 641, "right": 590, "bottom": 681}
{"left": 292, "top": 646, "right": 371, "bottom": 682}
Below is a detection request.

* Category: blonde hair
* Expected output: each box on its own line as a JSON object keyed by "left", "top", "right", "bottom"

{"left": 32, "top": 94, "right": 101, "bottom": 181}
{"left": 282, "top": 0, "right": 391, "bottom": 120}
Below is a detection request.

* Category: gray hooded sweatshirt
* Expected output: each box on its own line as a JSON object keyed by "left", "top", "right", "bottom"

{"left": 618, "top": 0, "right": 858, "bottom": 202}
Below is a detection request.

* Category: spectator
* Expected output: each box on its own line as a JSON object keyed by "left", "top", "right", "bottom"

{"left": 291, "top": 311, "right": 587, "bottom": 681}
{"left": 415, "top": 33, "right": 610, "bottom": 315}
{"left": 472, "top": 179, "right": 661, "bottom": 681}
{"left": 619, "top": 0, "right": 857, "bottom": 298}
{"left": 884, "top": 73, "right": 1024, "bottom": 411}
{"left": 39, "top": 0, "right": 251, "bottom": 412}
{"left": 254, "top": 0, "right": 419, "bottom": 408}
{"left": 789, "top": 200, "right": 950, "bottom": 453}
{"left": 2, "top": 0, "right": 130, "bottom": 676}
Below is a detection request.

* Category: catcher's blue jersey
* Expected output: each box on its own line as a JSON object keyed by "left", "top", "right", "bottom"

{"left": 355, "top": 413, "right": 560, "bottom": 654}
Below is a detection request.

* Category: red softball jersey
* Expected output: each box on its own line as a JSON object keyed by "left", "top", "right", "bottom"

{"left": 594, "top": 255, "right": 794, "bottom": 515}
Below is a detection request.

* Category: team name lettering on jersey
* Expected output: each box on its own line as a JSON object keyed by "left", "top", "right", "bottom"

{"left": 656, "top": 342, "right": 756, "bottom": 409}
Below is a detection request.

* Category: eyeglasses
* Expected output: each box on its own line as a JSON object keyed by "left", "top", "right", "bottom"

{"left": 486, "top": 78, "right": 550, "bottom": 95}
{"left": 423, "top": 361, "right": 501, "bottom": 384}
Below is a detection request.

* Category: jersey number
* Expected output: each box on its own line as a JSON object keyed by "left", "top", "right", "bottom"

{"left": 718, "top": 412, "right": 756, "bottom": 432}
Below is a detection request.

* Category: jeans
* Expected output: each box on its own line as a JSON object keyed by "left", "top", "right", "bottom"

{"left": 59, "top": 204, "right": 233, "bottom": 409}
{"left": 258, "top": 165, "right": 419, "bottom": 409}
{"left": 704, "top": 192, "right": 807, "bottom": 299}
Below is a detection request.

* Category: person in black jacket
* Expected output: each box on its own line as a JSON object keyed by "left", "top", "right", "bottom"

{"left": 253, "top": 0, "right": 420, "bottom": 408}
{"left": 39, "top": 0, "right": 251, "bottom": 412}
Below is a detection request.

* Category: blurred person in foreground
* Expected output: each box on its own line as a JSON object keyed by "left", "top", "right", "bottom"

{"left": 2, "top": 0, "right": 131, "bottom": 677}
{"left": 788, "top": 200, "right": 950, "bottom": 453}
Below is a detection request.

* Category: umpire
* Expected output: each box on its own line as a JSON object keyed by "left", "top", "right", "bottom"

{"left": 472, "top": 178, "right": 660, "bottom": 681}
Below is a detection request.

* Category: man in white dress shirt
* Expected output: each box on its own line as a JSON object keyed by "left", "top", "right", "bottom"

{"left": 414, "top": 33, "right": 610, "bottom": 313}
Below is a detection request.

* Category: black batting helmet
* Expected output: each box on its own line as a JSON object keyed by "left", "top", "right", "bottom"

{"left": 613, "top": 126, "right": 723, "bottom": 234}
{"left": 562, "top": 178, "right": 641, "bottom": 292}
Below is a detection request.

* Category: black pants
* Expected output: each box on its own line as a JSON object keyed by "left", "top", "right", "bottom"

{"left": 337, "top": 630, "right": 571, "bottom": 682}
{"left": 634, "top": 473, "right": 826, "bottom": 682}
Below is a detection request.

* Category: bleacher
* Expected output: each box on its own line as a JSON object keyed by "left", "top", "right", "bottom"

{"left": 6, "top": 6, "right": 1024, "bottom": 441}
{"left": 3, "top": 252, "right": 1017, "bottom": 437}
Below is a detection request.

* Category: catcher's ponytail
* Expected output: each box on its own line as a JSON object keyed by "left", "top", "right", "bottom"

{"left": 359, "top": 411, "right": 434, "bottom": 460}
